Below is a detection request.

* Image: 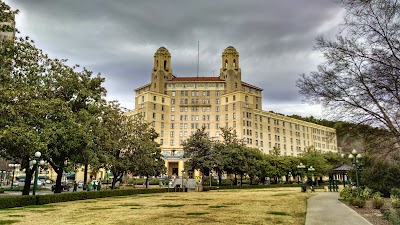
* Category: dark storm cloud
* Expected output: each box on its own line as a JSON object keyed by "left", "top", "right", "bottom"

{"left": 6, "top": 0, "right": 344, "bottom": 117}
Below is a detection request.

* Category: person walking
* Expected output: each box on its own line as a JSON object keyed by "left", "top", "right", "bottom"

{"left": 93, "top": 181, "right": 97, "bottom": 191}
{"left": 97, "top": 181, "right": 101, "bottom": 191}
{"left": 73, "top": 181, "right": 78, "bottom": 192}
{"left": 87, "top": 182, "right": 92, "bottom": 191}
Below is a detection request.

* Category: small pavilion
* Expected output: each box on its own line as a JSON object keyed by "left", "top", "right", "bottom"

{"left": 327, "top": 164, "right": 353, "bottom": 192}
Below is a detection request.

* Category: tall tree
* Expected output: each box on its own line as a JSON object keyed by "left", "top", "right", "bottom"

{"left": 297, "top": 0, "right": 400, "bottom": 153}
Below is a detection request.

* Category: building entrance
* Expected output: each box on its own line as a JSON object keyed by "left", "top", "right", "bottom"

{"left": 172, "top": 168, "right": 178, "bottom": 177}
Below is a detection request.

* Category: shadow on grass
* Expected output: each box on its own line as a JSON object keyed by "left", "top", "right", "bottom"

{"left": 0, "top": 220, "right": 19, "bottom": 225}
{"left": 268, "top": 211, "right": 289, "bottom": 216}
{"left": 209, "top": 205, "right": 228, "bottom": 208}
{"left": 157, "top": 204, "right": 185, "bottom": 208}
{"left": 118, "top": 203, "right": 141, "bottom": 207}
{"left": 186, "top": 212, "right": 209, "bottom": 216}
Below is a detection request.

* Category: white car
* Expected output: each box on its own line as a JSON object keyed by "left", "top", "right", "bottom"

{"left": 12, "top": 181, "right": 20, "bottom": 186}
{"left": 30, "top": 180, "right": 42, "bottom": 186}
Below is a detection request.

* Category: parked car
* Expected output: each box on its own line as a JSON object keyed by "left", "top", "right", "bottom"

{"left": 31, "top": 180, "right": 42, "bottom": 186}
{"left": 77, "top": 180, "right": 84, "bottom": 188}
{"left": 51, "top": 183, "right": 70, "bottom": 192}
{"left": 12, "top": 180, "right": 20, "bottom": 187}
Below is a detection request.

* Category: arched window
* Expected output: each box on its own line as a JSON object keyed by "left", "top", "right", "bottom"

{"left": 233, "top": 59, "right": 236, "bottom": 67}
{"left": 225, "top": 60, "right": 228, "bottom": 68}
{"left": 156, "top": 60, "right": 159, "bottom": 68}
{"left": 164, "top": 60, "right": 167, "bottom": 70}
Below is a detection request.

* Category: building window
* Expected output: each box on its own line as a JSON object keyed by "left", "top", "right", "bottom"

{"left": 226, "top": 97, "right": 228, "bottom": 103}
{"left": 161, "top": 114, "right": 164, "bottom": 120}
{"left": 152, "top": 113, "right": 156, "bottom": 119}
{"left": 171, "top": 107, "right": 175, "bottom": 112}
{"left": 170, "top": 131, "right": 174, "bottom": 137}
{"left": 142, "top": 96, "right": 144, "bottom": 102}
{"left": 153, "top": 104, "right": 156, "bottom": 110}
{"left": 170, "top": 140, "right": 174, "bottom": 146}
{"left": 172, "top": 91, "right": 175, "bottom": 96}
{"left": 216, "top": 99, "right": 220, "bottom": 104}
{"left": 216, "top": 115, "right": 220, "bottom": 121}
{"left": 171, "top": 115, "right": 175, "bottom": 120}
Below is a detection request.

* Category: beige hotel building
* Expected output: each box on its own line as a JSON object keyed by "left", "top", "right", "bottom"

{"left": 130, "top": 46, "right": 338, "bottom": 177}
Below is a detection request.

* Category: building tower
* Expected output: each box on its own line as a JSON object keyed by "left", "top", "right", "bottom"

{"left": 151, "top": 47, "right": 173, "bottom": 94}
{"left": 219, "top": 46, "right": 242, "bottom": 93}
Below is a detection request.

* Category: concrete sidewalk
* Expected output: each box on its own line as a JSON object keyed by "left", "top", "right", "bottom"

{"left": 305, "top": 192, "right": 372, "bottom": 225}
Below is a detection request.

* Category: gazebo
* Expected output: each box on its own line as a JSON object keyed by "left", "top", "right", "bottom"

{"left": 327, "top": 164, "right": 353, "bottom": 192}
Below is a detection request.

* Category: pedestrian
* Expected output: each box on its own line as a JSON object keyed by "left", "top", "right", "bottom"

{"left": 87, "top": 181, "right": 92, "bottom": 191}
{"left": 93, "top": 181, "right": 97, "bottom": 191}
{"left": 73, "top": 181, "right": 78, "bottom": 192}
{"left": 97, "top": 181, "right": 101, "bottom": 191}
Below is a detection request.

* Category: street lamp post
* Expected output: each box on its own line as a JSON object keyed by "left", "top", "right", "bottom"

{"left": 0, "top": 171, "right": 5, "bottom": 187}
{"left": 297, "top": 163, "right": 306, "bottom": 192}
{"left": 8, "top": 163, "right": 20, "bottom": 189}
{"left": 345, "top": 149, "right": 362, "bottom": 195}
{"left": 31, "top": 151, "right": 45, "bottom": 195}
{"left": 308, "top": 166, "right": 315, "bottom": 191}
{"left": 181, "top": 169, "right": 185, "bottom": 192}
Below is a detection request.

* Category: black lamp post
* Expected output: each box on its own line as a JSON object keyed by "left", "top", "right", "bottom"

{"left": 343, "top": 149, "right": 362, "bottom": 195}
{"left": 181, "top": 169, "right": 185, "bottom": 192}
{"left": 31, "top": 151, "right": 45, "bottom": 195}
{"left": 297, "top": 163, "right": 306, "bottom": 192}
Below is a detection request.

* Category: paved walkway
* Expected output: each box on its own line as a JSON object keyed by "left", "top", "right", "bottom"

{"left": 306, "top": 192, "right": 372, "bottom": 225}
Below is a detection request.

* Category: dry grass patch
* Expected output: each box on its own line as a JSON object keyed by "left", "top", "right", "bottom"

{"left": 0, "top": 187, "right": 312, "bottom": 225}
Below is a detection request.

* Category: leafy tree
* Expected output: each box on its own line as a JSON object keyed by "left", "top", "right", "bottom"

{"left": 183, "top": 127, "right": 212, "bottom": 184}
{"left": 297, "top": 0, "right": 400, "bottom": 151}
{"left": 129, "top": 116, "right": 165, "bottom": 188}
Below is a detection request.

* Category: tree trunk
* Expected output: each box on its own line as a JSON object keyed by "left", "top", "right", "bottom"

{"left": 234, "top": 174, "right": 237, "bottom": 185}
{"left": 54, "top": 168, "right": 63, "bottom": 193}
{"left": 22, "top": 160, "right": 33, "bottom": 195}
{"left": 83, "top": 163, "right": 88, "bottom": 184}
{"left": 240, "top": 174, "right": 243, "bottom": 186}
{"left": 145, "top": 176, "right": 149, "bottom": 189}
{"left": 250, "top": 176, "right": 253, "bottom": 185}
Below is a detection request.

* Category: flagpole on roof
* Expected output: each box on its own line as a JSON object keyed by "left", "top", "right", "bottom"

{"left": 197, "top": 41, "right": 199, "bottom": 77}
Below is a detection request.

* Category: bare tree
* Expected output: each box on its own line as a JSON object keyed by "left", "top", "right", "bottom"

{"left": 297, "top": 0, "right": 400, "bottom": 149}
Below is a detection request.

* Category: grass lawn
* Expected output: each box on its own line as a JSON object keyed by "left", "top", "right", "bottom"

{"left": 0, "top": 187, "right": 312, "bottom": 225}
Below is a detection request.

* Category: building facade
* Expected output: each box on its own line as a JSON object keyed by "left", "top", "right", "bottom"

{"left": 130, "top": 46, "right": 338, "bottom": 177}
{"left": 0, "top": 15, "right": 15, "bottom": 42}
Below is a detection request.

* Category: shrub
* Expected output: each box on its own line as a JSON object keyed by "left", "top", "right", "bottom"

{"left": 350, "top": 198, "right": 366, "bottom": 208}
{"left": 361, "top": 187, "right": 373, "bottom": 199}
{"left": 391, "top": 188, "right": 400, "bottom": 198}
{"left": 0, "top": 188, "right": 166, "bottom": 209}
{"left": 383, "top": 208, "right": 400, "bottom": 225}
{"left": 0, "top": 195, "right": 37, "bottom": 208}
{"left": 340, "top": 187, "right": 357, "bottom": 201}
{"left": 372, "top": 197, "right": 385, "bottom": 209}
{"left": 391, "top": 196, "right": 400, "bottom": 209}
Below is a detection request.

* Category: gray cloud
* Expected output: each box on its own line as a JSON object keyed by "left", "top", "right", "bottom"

{"left": 6, "top": 0, "right": 344, "bottom": 117}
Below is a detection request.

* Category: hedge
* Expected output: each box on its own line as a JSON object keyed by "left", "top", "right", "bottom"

{"left": 0, "top": 188, "right": 166, "bottom": 209}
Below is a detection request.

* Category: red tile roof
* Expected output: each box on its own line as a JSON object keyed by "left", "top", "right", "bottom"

{"left": 170, "top": 77, "right": 224, "bottom": 82}
{"left": 242, "top": 81, "right": 263, "bottom": 91}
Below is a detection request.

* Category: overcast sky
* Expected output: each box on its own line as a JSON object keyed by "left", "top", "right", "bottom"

{"left": 5, "top": 0, "right": 345, "bottom": 118}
